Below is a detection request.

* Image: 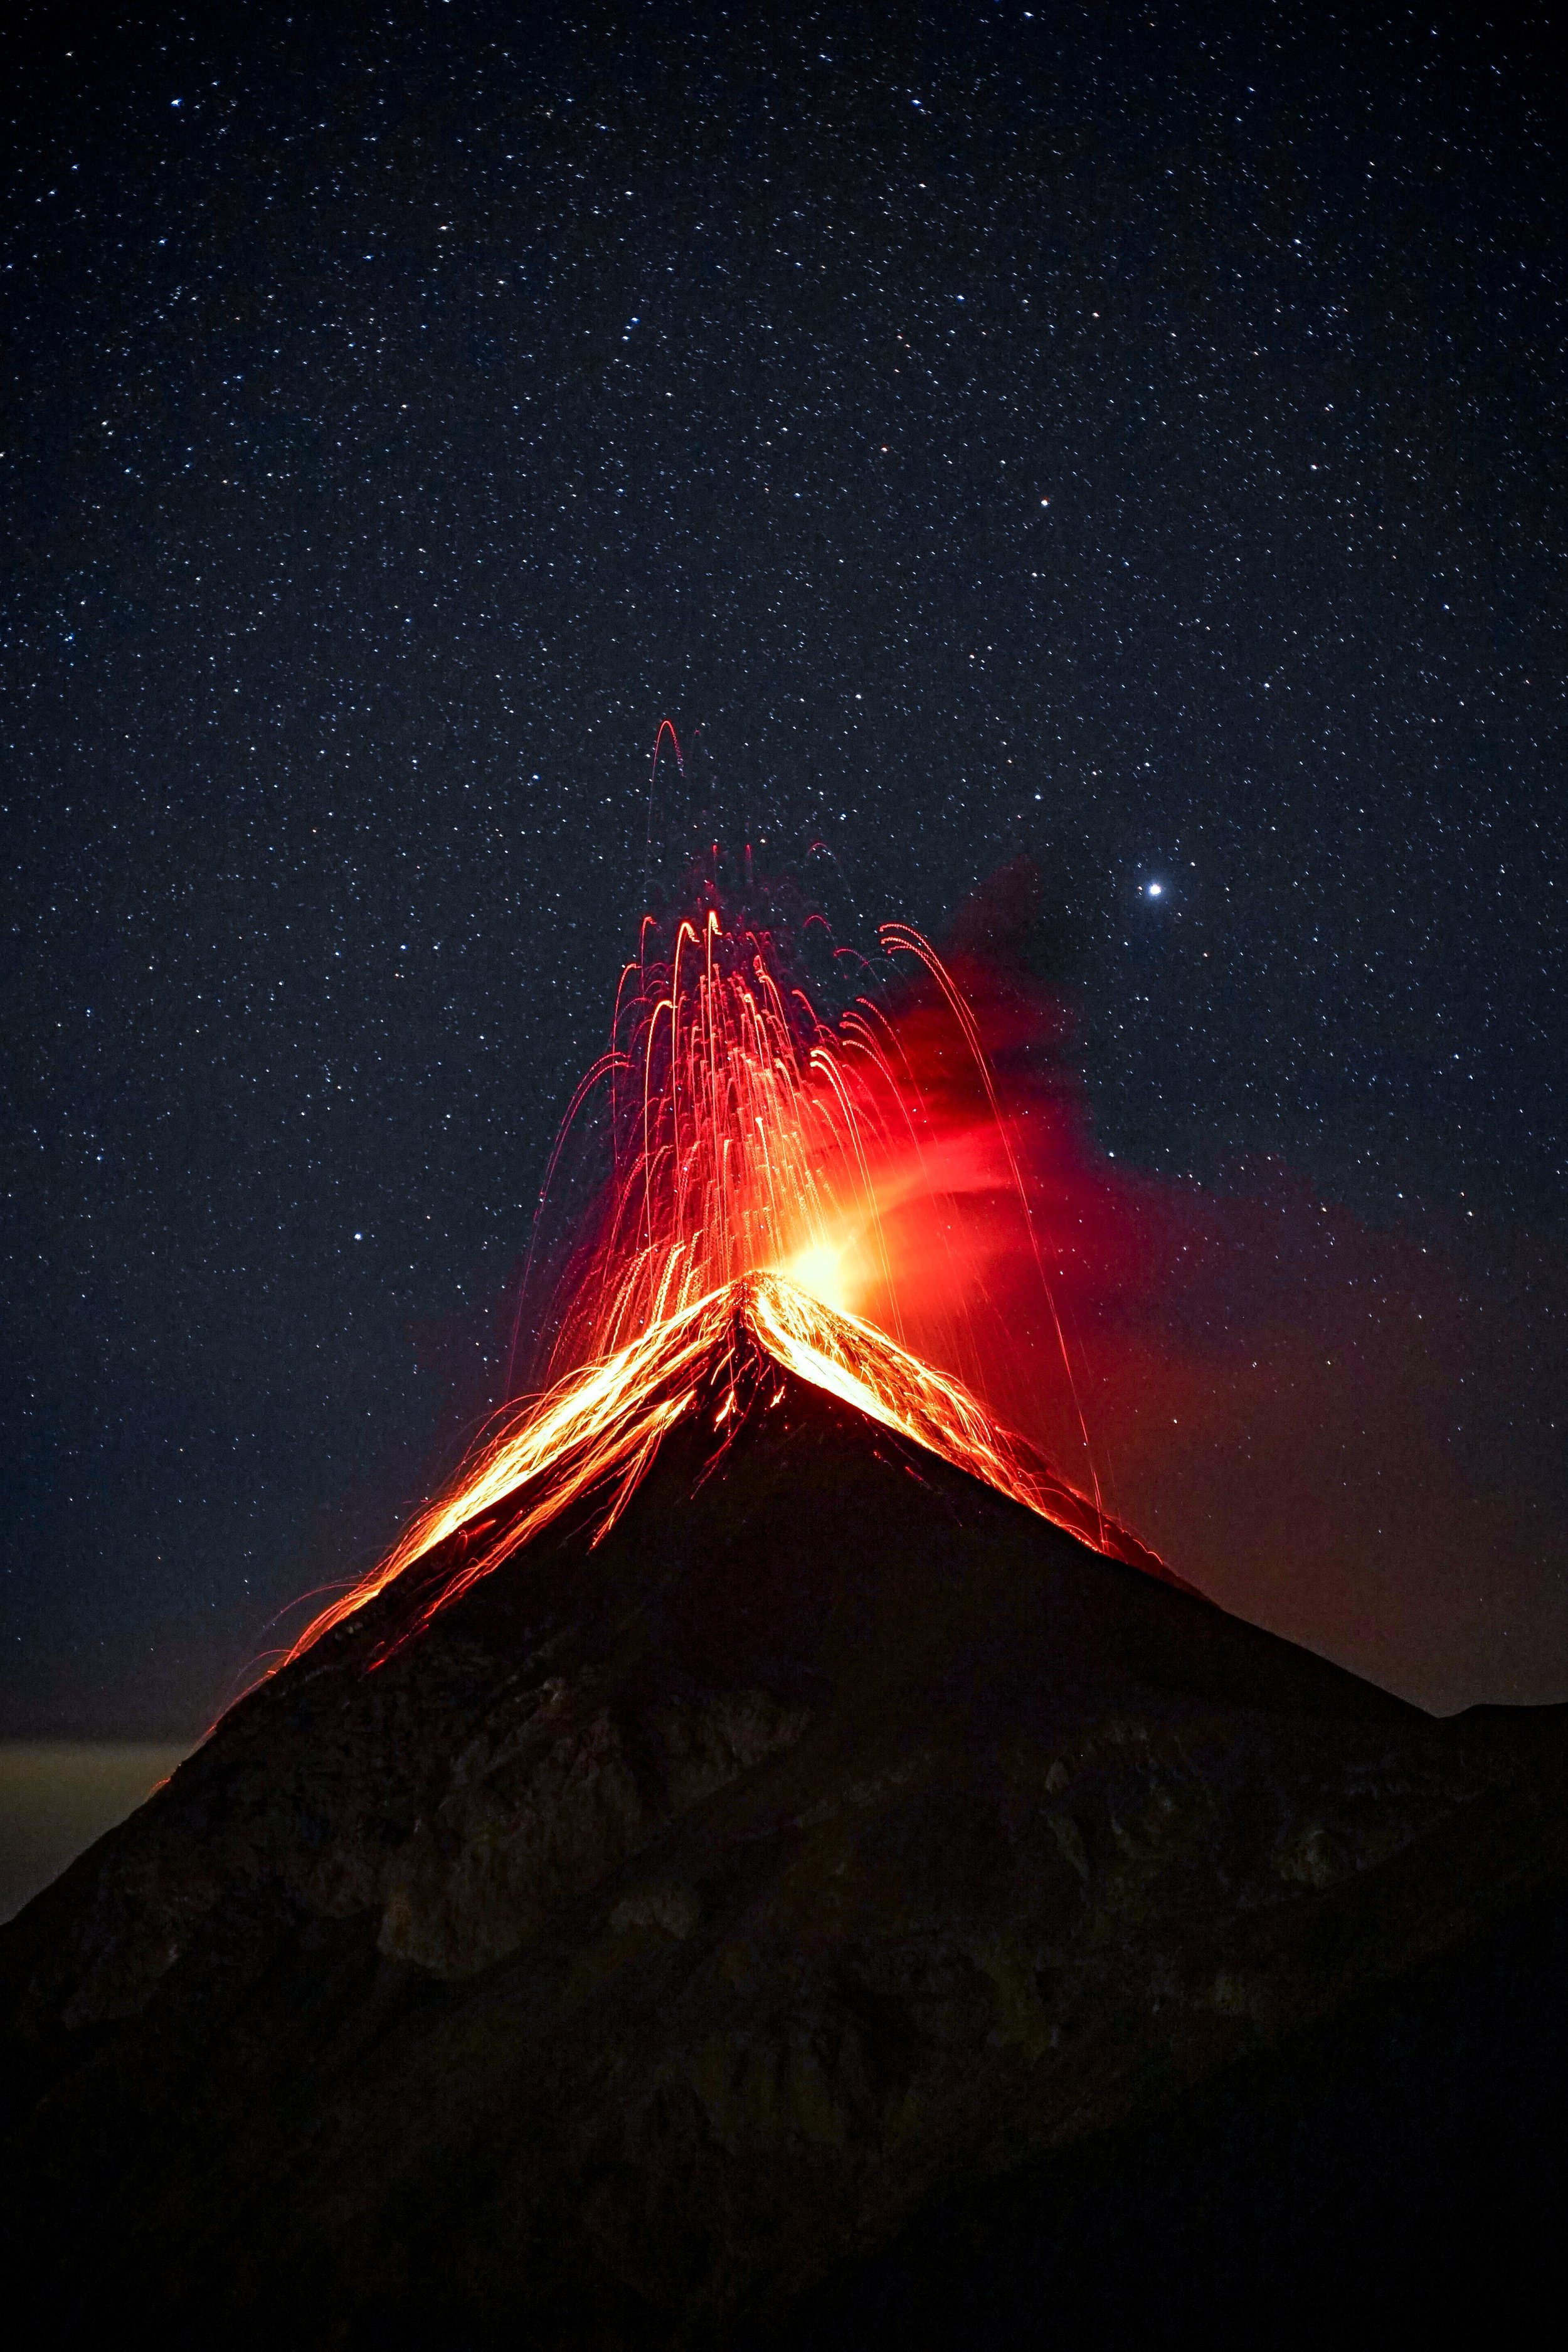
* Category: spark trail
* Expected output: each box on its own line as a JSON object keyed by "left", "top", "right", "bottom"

{"left": 275, "top": 845, "right": 1164, "bottom": 1673}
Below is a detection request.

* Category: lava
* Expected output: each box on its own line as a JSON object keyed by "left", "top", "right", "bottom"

{"left": 278, "top": 866, "right": 1165, "bottom": 1671}
{"left": 283, "top": 1273, "right": 1170, "bottom": 1668}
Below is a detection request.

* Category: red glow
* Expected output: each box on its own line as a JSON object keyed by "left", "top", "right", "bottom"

{"left": 265, "top": 824, "right": 1565, "bottom": 1717}
{"left": 277, "top": 859, "right": 1171, "bottom": 1671}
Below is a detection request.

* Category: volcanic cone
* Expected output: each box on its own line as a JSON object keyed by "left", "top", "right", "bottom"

{"left": 4, "top": 1279, "right": 1565, "bottom": 2345}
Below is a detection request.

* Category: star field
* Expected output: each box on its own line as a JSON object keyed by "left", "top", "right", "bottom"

{"left": 4, "top": 2, "right": 1565, "bottom": 1731}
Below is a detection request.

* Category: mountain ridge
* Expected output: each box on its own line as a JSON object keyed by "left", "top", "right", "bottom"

{"left": 278, "top": 1271, "right": 1179, "bottom": 1675}
{"left": 4, "top": 1301, "right": 1565, "bottom": 2344}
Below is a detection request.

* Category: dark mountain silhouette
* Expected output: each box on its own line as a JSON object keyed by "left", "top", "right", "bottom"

{"left": 3, "top": 1282, "right": 1565, "bottom": 2346}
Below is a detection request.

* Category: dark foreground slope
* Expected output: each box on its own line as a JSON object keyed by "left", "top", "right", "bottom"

{"left": 4, "top": 1327, "right": 1565, "bottom": 2348}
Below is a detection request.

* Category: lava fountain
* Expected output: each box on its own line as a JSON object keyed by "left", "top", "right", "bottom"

{"left": 277, "top": 861, "right": 1167, "bottom": 1672}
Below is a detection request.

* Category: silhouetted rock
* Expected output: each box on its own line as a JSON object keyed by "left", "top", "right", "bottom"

{"left": 4, "top": 1288, "right": 1565, "bottom": 2346}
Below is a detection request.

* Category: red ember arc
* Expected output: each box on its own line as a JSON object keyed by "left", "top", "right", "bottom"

{"left": 280, "top": 870, "right": 1168, "bottom": 1671}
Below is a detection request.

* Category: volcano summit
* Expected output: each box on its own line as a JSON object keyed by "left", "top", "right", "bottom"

{"left": 4, "top": 1276, "right": 1565, "bottom": 2345}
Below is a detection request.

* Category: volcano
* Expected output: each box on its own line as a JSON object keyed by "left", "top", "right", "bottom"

{"left": 4, "top": 1278, "right": 1566, "bottom": 2347}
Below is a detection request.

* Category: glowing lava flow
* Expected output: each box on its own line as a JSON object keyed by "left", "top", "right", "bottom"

{"left": 277, "top": 893, "right": 1169, "bottom": 1673}
{"left": 281, "top": 1273, "right": 1171, "bottom": 1668}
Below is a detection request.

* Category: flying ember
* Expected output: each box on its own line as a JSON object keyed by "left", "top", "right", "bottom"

{"left": 276, "top": 856, "right": 1164, "bottom": 1673}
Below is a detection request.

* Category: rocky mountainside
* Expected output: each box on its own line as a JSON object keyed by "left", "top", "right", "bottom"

{"left": 4, "top": 1292, "right": 1565, "bottom": 2346}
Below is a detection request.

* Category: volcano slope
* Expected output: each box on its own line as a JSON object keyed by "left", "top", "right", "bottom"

{"left": 3, "top": 1284, "right": 1565, "bottom": 2348}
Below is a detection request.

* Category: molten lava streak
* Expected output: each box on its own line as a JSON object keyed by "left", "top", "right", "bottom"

{"left": 279, "top": 902, "right": 1170, "bottom": 1672}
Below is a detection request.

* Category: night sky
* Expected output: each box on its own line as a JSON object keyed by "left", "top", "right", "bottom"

{"left": 5, "top": 2, "right": 1565, "bottom": 1737}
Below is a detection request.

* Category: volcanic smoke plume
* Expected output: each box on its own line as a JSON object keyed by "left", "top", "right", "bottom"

{"left": 6, "top": 847, "right": 1567, "bottom": 2348}
{"left": 283, "top": 850, "right": 1563, "bottom": 1715}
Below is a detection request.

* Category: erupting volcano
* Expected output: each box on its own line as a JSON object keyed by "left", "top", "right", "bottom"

{"left": 281, "top": 872, "right": 1168, "bottom": 1673}
{"left": 6, "top": 825, "right": 1567, "bottom": 2350}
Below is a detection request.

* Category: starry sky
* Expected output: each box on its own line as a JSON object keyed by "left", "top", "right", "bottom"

{"left": 4, "top": 1, "right": 1565, "bottom": 1735}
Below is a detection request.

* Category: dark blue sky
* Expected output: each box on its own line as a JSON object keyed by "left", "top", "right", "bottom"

{"left": 4, "top": 1, "right": 1564, "bottom": 1733}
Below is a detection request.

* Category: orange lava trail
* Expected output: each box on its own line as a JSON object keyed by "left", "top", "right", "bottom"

{"left": 276, "top": 1274, "right": 1170, "bottom": 1672}
{"left": 271, "top": 858, "right": 1167, "bottom": 1676}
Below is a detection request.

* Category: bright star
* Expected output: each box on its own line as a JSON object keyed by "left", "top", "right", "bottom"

{"left": 1147, "top": 881, "right": 1163, "bottom": 898}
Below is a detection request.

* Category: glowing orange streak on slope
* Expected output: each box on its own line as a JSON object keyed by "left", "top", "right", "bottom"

{"left": 278, "top": 1273, "right": 1168, "bottom": 1671}
{"left": 278, "top": 1291, "right": 720, "bottom": 1665}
